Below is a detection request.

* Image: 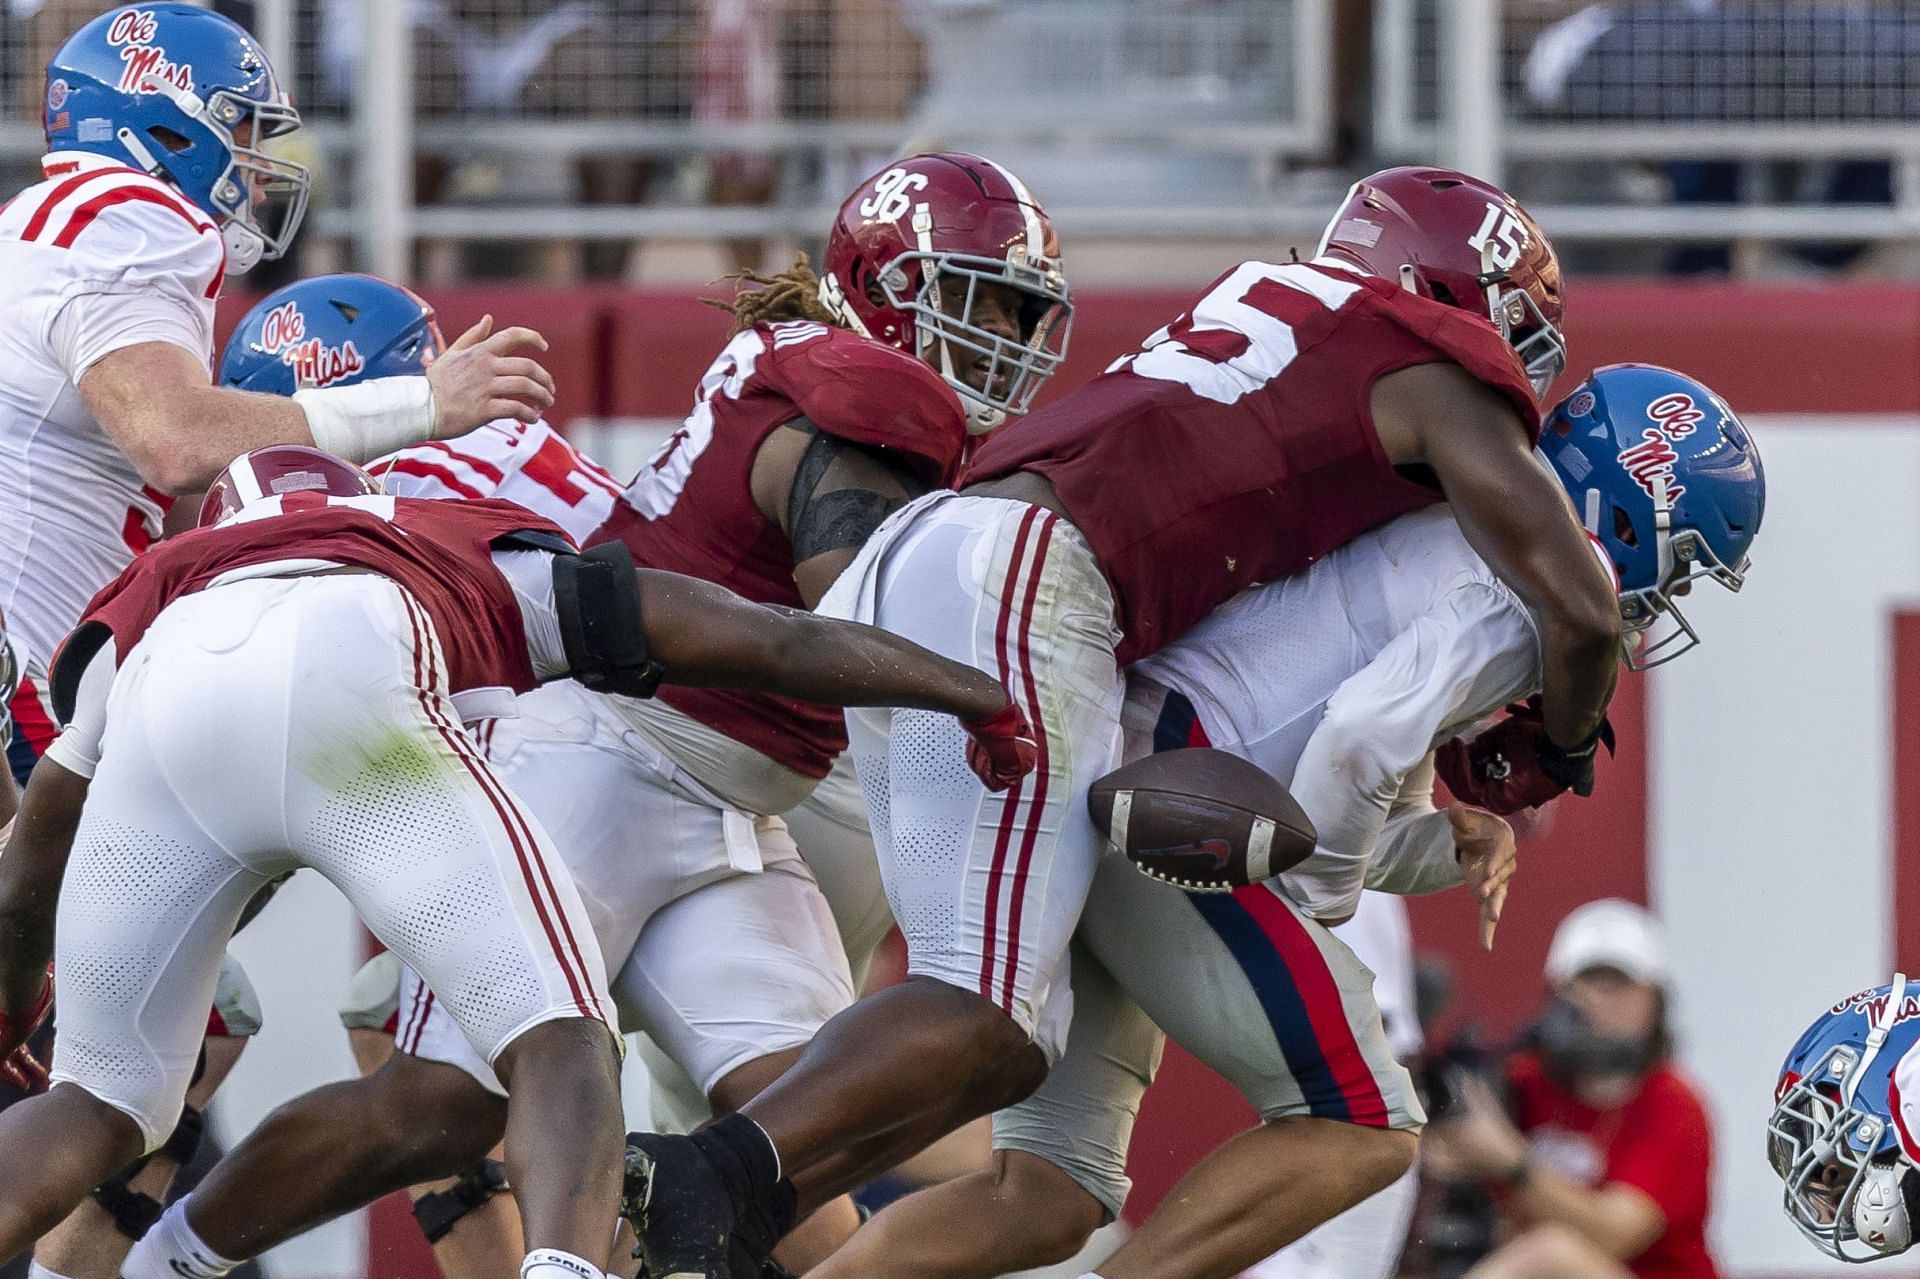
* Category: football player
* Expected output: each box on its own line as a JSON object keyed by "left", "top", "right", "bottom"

{"left": 0, "top": 444, "right": 1031, "bottom": 1275}
{"left": 120, "top": 153, "right": 1068, "bottom": 1279}
{"left": 812, "top": 363, "right": 1764, "bottom": 1279}
{"left": 1, "top": 4, "right": 555, "bottom": 791}
{"left": 1771, "top": 975, "right": 1920, "bottom": 1261}
{"left": 621, "top": 165, "right": 1620, "bottom": 1279}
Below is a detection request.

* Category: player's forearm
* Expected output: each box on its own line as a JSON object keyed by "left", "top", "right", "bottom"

{"left": 1364, "top": 804, "right": 1463, "bottom": 895}
{"left": 746, "top": 613, "right": 1014, "bottom": 722}
{"left": 1511, "top": 1167, "right": 1662, "bottom": 1261}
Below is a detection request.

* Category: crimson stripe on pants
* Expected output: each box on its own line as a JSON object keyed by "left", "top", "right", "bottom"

{"left": 996, "top": 514, "right": 1059, "bottom": 1012}
{"left": 978, "top": 508, "right": 1043, "bottom": 1002}
{"left": 397, "top": 590, "right": 596, "bottom": 1020}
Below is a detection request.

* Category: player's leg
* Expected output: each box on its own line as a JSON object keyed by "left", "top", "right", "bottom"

{"left": 1463, "top": 1222, "right": 1637, "bottom": 1279}
{"left": 781, "top": 753, "right": 893, "bottom": 992}
{"left": 30, "top": 959, "right": 261, "bottom": 1279}
{"left": 1076, "top": 854, "right": 1422, "bottom": 1279}
{"left": 808, "top": 944, "right": 1154, "bottom": 1279}
{"left": 281, "top": 578, "right": 622, "bottom": 1272}
{"left": 0, "top": 655, "right": 278, "bottom": 1258}
{"left": 730, "top": 502, "right": 1123, "bottom": 1197}
{"left": 1242, "top": 1167, "right": 1420, "bottom": 1279}
{"left": 612, "top": 835, "right": 862, "bottom": 1272}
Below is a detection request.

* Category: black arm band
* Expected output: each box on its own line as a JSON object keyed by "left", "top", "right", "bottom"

{"left": 412, "top": 1158, "right": 511, "bottom": 1243}
{"left": 552, "top": 542, "right": 666, "bottom": 700}
{"left": 786, "top": 421, "right": 910, "bottom": 561}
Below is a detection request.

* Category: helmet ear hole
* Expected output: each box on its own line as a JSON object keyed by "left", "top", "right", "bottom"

{"left": 1613, "top": 504, "right": 1640, "bottom": 549}
{"left": 1427, "top": 280, "right": 1458, "bottom": 308}
{"left": 148, "top": 125, "right": 191, "bottom": 155}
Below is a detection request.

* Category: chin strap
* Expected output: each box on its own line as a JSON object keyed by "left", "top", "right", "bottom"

{"left": 1845, "top": 972, "right": 1909, "bottom": 1107}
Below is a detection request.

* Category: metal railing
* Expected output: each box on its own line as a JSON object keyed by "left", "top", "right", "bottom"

{"left": 1375, "top": 0, "right": 1920, "bottom": 245}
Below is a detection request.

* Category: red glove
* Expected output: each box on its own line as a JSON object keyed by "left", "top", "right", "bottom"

{"left": 962, "top": 702, "right": 1039, "bottom": 792}
{"left": 1436, "top": 700, "right": 1614, "bottom": 816}
{"left": 0, "top": 968, "right": 52, "bottom": 1093}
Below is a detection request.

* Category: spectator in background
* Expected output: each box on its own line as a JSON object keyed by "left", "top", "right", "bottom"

{"left": 1421, "top": 900, "right": 1721, "bottom": 1279}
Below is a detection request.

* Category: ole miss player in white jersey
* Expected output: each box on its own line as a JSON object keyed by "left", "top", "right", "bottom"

{"left": 821, "top": 366, "right": 1764, "bottom": 1279}
{"left": 0, "top": 443, "right": 1032, "bottom": 1279}
{"left": 622, "top": 165, "right": 1621, "bottom": 1279}
{"left": 118, "top": 154, "right": 1070, "bottom": 1279}
{"left": 0, "top": 5, "right": 556, "bottom": 787}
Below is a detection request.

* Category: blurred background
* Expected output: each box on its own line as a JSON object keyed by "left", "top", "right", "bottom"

{"left": 8, "top": 2, "right": 1920, "bottom": 1277}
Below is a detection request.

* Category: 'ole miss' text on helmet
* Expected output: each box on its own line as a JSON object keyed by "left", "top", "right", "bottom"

{"left": 1317, "top": 166, "right": 1565, "bottom": 398}
{"left": 819, "top": 152, "right": 1071, "bottom": 433}
{"left": 221, "top": 274, "right": 446, "bottom": 395}
{"left": 1540, "top": 363, "right": 1765, "bottom": 670}
{"left": 46, "top": 4, "right": 309, "bottom": 274}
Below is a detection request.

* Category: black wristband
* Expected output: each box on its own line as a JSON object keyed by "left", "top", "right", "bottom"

{"left": 411, "top": 1158, "right": 509, "bottom": 1243}
{"left": 1536, "top": 724, "right": 1606, "bottom": 796}
{"left": 1495, "top": 1154, "right": 1533, "bottom": 1190}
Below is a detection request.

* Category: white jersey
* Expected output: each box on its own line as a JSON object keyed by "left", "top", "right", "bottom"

{"left": 0, "top": 153, "right": 223, "bottom": 669}
{"left": 377, "top": 417, "right": 623, "bottom": 546}
{"left": 1133, "top": 504, "right": 1542, "bottom": 920}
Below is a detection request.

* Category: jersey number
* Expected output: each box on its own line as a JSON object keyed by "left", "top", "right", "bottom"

{"left": 1117, "top": 262, "right": 1360, "bottom": 405}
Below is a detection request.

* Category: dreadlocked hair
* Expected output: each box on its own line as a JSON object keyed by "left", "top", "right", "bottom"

{"left": 705, "top": 253, "right": 845, "bottom": 336}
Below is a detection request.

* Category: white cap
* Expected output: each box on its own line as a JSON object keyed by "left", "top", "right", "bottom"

{"left": 1545, "top": 898, "right": 1670, "bottom": 989}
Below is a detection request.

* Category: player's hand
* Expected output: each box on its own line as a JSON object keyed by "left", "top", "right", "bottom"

{"left": 0, "top": 967, "right": 53, "bottom": 1092}
{"left": 962, "top": 702, "right": 1038, "bottom": 791}
{"left": 425, "top": 315, "right": 556, "bottom": 434}
{"left": 1436, "top": 699, "right": 1613, "bottom": 815}
{"left": 1450, "top": 804, "right": 1516, "bottom": 951}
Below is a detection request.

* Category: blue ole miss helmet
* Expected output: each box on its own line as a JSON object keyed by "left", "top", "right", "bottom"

{"left": 45, "top": 4, "right": 308, "bottom": 273}
{"left": 1770, "top": 977, "right": 1920, "bottom": 1261}
{"left": 221, "top": 274, "right": 445, "bottom": 395}
{"left": 1540, "top": 363, "right": 1765, "bottom": 669}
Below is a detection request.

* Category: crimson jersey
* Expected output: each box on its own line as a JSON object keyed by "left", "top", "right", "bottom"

{"left": 50, "top": 495, "right": 570, "bottom": 719}
{"left": 965, "top": 260, "right": 1542, "bottom": 665}
{"left": 604, "top": 319, "right": 969, "bottom": 777}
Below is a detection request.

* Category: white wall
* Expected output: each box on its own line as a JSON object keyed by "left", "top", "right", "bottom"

{"left": 1654, "top": 415, "right": 1920, "bottom": 1276}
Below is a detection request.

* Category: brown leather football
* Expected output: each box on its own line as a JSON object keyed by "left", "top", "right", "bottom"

{"left": 1087, "top": 748, "right": 1318, "bottom": 891}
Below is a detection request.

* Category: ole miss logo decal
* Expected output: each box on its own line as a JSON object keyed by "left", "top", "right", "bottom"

{"left": 258, "top": 301, "right": 366, "bottom": 389}
{"left": 1617, "top": 392, "right": 1711, "bottom": 505}
{"left": 108, "top": 9, "right": 194, "bottom": 96}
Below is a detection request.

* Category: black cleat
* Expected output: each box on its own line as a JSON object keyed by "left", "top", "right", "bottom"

{"left": 623, "top": 1131, "right": 736, "bottom": 1279}
{"left": 622, "top": 1117, "right": 798, "bottom": 1279}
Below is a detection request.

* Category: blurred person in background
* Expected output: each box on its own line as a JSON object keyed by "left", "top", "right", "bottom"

{"left": 1421, "top": 899, "right": 1721, "bottom": 1279}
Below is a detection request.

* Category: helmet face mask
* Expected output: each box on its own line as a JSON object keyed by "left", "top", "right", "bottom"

{"left": 1770, "top": 1045, "right": 1913, "bottom": 1261}
{"left": 820, "top": 152, "right": 1072, "bottom": 433}
{"left": 884, "top": 247, "right": 1071, "bottom": 430}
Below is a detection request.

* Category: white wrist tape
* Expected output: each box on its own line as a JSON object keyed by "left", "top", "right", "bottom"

{"left": 294, "top": 376, "right": 438, "bottom": 462}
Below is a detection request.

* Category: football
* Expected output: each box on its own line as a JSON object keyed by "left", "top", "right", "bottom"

{"left": 1086, "top": 748, "right": 1318, "bottom": 892}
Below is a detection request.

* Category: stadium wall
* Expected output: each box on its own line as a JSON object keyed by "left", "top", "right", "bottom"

{"left": 207, "top": 283, "right": 1920, "bottom": 1279}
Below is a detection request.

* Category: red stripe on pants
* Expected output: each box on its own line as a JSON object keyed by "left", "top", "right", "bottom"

{"left": 1232, "top": 886, "right": 1391, "bottom": 1127}
{"left": 979, "top": 507, "right": 1048, "bottom": 1007}
{"left": 398, "top": 591, "right": 597, "bottom": 1021}
{"left": 997, "top": 514, "right": 1059, "bottom": 1012}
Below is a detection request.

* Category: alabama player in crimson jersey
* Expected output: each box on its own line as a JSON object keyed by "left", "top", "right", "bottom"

{"left": 812, "top": 364, "right": 1765, "bottom": 1279}
{"left": 0, "top": 444, "right": 1031, "bottom": 1277}
{"left": 118, "top": 155, "right": 1069, "bottom": 1279}
{"left": 0, "top": 5, "right": 556, "bottom": 789}
{"left": 621, "top": 166, "right": 1622, "bottom": 1279}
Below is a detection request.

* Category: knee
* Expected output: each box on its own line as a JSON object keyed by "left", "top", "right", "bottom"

{"left": 1482, "top": 1222, "right": 1610, "bottom": 1277}
{"left": 990, "top": 1152, "right": 1105, "bottom": 1265}
{"left": 906, "top": 977, "right": 1049, "bottom": 1110}
{"left": 1359, "top": 1126, "right": 1419, "bottom": 1195}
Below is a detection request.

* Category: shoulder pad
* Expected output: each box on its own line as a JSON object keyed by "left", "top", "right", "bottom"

{"left": 753, "top": 324, "right": 969, "bottom": 486}
{"left": 1375, "top": 290, "right": 1542, "bottom": 442}
{"left": 49, "top": 176, "right": 223, "bottom": 291}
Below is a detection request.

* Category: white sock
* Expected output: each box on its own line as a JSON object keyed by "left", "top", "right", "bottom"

{"left": 121, "top": 1198, "right": 241, "bottom": 1279}
{"left": 520, "top": 1249, "right": 603, "bottom": 1279}
{"left": 27, "top": 1259, "right": 79, "bottom": 1279}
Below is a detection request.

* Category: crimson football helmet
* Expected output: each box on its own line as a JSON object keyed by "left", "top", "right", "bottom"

{"left": 199, "top": 445, "right": 380, "bottom": 527}
{"left": 1316, "top": 166, "right": 1566, "bottom": 398}
{"left": 819, "top": 152, "right": 1071, "bottom": 432}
